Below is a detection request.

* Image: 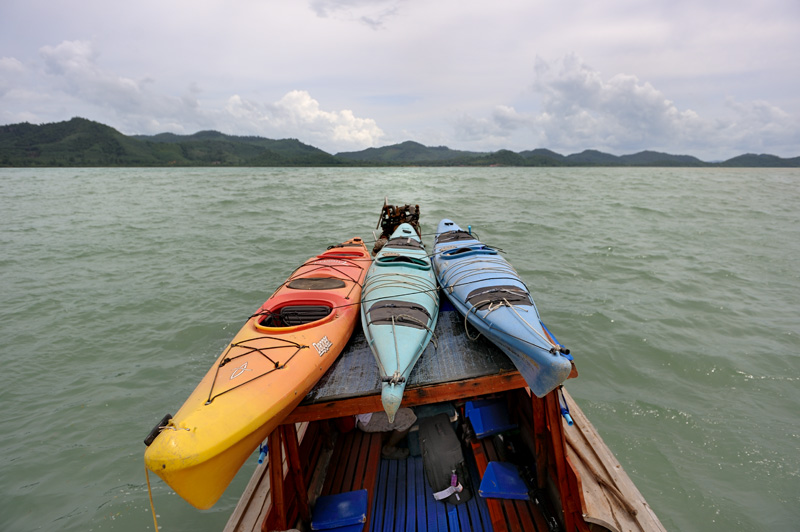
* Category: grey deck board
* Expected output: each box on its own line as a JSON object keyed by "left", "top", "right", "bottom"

{"left": 302, "top": 306, "right": 516, "bottom": 404}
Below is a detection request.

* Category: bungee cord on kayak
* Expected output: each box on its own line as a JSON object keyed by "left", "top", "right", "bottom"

{"left": 206, "top": 336, "right": 309, "bottom": 404}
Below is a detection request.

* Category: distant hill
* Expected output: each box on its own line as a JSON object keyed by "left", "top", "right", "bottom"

{"left": 335, "top": 140, "right": 484, "bottom": 163}
{"left": 618, "top": 151, "right": 708, "bottom": 167}
{"left": 0, "top": 118, "right": 341, "bottom": 167}
{"left": 564, "top": 149, "right": 623, "bottom": 165}
{"left": 717, "top": 153, "right": 800, "bottom": 167}
{"left": 519, "top": 148, "right": 566, "bottom": 160}
{"left": 130, "top": 128, "right": 341, "bottom": 165}
{"left": 1, "top": 117, "right": 798, "bottom": 167}
{"left": 0, "top": 118, "right": 157, "bottom": 166}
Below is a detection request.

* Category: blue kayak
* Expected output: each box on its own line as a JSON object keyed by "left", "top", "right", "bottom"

{"left": 362, "top": 223, "right": 440, "bottom": 422}
{"left": 432, "top": 219, "right": 573, "bottom": 397}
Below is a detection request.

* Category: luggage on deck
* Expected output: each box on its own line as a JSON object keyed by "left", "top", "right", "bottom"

{"left": 418, "top": 413, "right": 472, "bottom": 505}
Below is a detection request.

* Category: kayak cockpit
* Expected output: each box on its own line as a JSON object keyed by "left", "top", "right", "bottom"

{"left": 439, "top": 245, "right": 498, "bottom": 259}
{"left": 466, "top": 285, "right": 534, "bottom": 310}
{"left": 435, "top": 230, "right": 475, "bottom": 243}
{"left": 365, "top": 299, "right": 432, "bottom": 329}
{"left": 383, "top": 237, "right": 424, "bottom": 250}
{"left": 286, "top": 277, "right": 346, "bottom": 290}
{"left": 375, "top": 255, "right": 431, "bottom": 269}
{"left": 253, "top": 298, "right": 339, "bottom": 331}
{"left": 255, "top": 275, "right": 356, "bottom": 330}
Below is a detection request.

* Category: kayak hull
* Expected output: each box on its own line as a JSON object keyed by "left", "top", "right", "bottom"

{"left": 432, "top": 219, "right": 572, "bottom": 397}
{"left": 144, "top": 238, "right": 370, "bottom": 509}
{"left": 361, "top": 223, "right": 439, "bottom": 422}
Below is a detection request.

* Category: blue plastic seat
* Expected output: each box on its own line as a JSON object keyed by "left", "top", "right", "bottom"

{"left": 311, "top": 489, "right": 368, "bottom": 531}
{"left": 464, "top": 399, "right": 517, "bottom": 438}
{"left": 478, "top": 461, "right": 530, "bottom": 500}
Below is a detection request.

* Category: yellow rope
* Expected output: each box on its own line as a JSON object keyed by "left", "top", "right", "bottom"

{"left": 145, "top": 464, "right": 160, "bottom": 531}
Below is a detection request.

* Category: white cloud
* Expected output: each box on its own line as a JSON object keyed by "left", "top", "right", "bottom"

{"left": 7, "top": 40, "right": 383, "bottom": 152}
{"left": 39, "top": 40, "right": 178, "bottom": 118}
{"left": 452, "top": 106, "right": 532, "bottom": 147}
{"left": 529, "top": 54, "right": 705, "bottom": 150}
{"left": 0, "top": 56, "right": 26, "bottom": 98}
{"left": 450, "top": 54, "right": 798, "bottom": 159}
{"left": 225, "top": 90, "right": 384, "bottom": 150}
{"left": 718, "top": 98, "right": 799, "bottom": 155}
{"left": 308, "top": 0, "right": 402, "bottom": 29}
{"left": 0, "top": 57, "right": 25, "bottom": 73}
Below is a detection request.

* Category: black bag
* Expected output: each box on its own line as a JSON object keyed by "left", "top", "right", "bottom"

{"left": 418, "top": 413, "right": 472, "bottom": 505}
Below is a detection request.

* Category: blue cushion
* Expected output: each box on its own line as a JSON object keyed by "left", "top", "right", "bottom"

{"left": 311, "top": 489, "right": 368, "bottom": 531}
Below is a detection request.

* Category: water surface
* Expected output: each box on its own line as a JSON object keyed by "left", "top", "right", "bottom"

{"left": 1, "top": 167, "right": 798, "bottom": 531}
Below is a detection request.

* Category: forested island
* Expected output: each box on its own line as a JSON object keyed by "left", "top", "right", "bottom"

{"left": 1, "top": 117, "right": 798, "bottom": 168}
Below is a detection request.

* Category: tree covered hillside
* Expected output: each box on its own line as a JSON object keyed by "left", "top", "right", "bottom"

{"left": 1, "top": 118, "right": 798, "bottom": 167}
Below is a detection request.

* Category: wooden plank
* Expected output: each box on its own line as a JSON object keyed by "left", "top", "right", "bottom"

{"left": 530, "top": 392, "right": 549, "bottom": 490}
{"left": 512, "top": 499, "right": 536, "bottom": 532}
{"left": 396, "top": 460, "right": 408, "bottom": 532}
{"left": 434, "top": 491, "right": 448, "bottom": 532}
{"left": 456, "top": 501, "right": 471, "bottom": 531}
{"left": 464, "top": 489, "right": 484, "bottom": 532}
{"left": 424, "top": 461, "right": 438, "bottom": 532}
{"left": 225, "top": 459, "right": 269, "bottom": 532}
{"left": 373, "top": 460, "right": 390, "bottom": 531}
{"left": 361, "top": 432, "right": 382, "bottom": 532}
{"left": 483, "top": 437, "right": 525, "bottom": 532}
{"left": 284, "top": 372, "right": 526, "bottom": 424}
{"left": 280, "top": 424, "right": 310, "bottom": 523}
{"left": 473, "top": 438, "right": 508, "bottom": 532}
{"left": 466, "top": 451, "right": 492, "bottom": 532}
{"left": 414, "top": 457, "right": 427, "bottom": 532}
{"left": 545, "top": 390, "right": 579, "bottom": 532}
{"left": 266, "top": 430, "right": 286, "bottom": 531}
{"left": 317, "top": 426, "right": 384, "bottom": 532}
{"left": 383, "top": 460, "right": 399, "bottom": 532}
{"left": 405, "top": 458, "right": 416, "bottom": 532}
{"left": 351, "top": 431, "right": 369, "bottom": 490}
{"left": 321, "top": 429, "right": 348, "bottom": 496}
{"left": 529, "top": 497, "right": 552, "bottom": 532}
{"left": 447, "top": 505, "right": 459, "bottom": 531}
{"left": 561, "top": 388, "right": 668, "bottom": 532}
{"left": 227, "top": 423, "right": 319, "bottom": 532}
{"left": 341, "top": 430, "right": 360, "bottom": 493}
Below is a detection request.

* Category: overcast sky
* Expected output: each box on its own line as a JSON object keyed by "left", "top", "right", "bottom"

{"left": 1, "top": 0, "right": 798, "bottom": 160}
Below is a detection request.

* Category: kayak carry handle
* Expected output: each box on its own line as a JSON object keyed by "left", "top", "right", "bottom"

{"left": 143, "top": 413, "right": 173, "bottom": 447}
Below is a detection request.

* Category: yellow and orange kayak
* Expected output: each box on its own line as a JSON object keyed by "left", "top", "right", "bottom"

{"left": 144, "top": 237, "right": 370, "bottom": 509}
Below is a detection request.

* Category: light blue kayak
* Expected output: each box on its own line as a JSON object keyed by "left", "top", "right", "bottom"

{"left": 432, "top": 219, "right": 573, "bottom": 397}
{"left": 361, "top": 223, "right": 439, "bottom": 422}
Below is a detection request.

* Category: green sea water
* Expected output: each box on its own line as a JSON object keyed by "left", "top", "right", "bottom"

{"left": 1, "top": 167, "right": 798, "bottom": 531}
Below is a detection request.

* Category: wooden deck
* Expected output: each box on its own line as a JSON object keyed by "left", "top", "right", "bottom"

{"left": 224, "top": 307, "right": 666, "bottom": 532}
